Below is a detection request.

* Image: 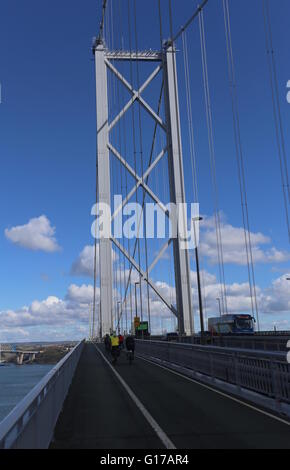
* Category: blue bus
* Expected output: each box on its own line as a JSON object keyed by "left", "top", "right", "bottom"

{"left": 208, "top": 314, "right": 255, "bottom": 335}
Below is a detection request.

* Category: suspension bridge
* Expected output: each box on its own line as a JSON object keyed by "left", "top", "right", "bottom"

{"left": 0, "top": 0, "right": 290, "bottom": 449}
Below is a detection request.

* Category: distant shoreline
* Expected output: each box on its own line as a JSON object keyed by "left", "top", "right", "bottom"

{"left": 2, "top": 343, "right": 76, "bottom": 366}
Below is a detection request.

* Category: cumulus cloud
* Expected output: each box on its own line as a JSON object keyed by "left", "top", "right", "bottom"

{"left": 1, "top": 266, "right": 289, "bottom": 341}
{"left": 71, "top": 245, "right": 96, "bottom": 277}
{"left": 200, "top": 215, "right": 290, "bottom": 266}
{"left": 0, "top": 284, "right": 95, "bottom": 333}
{"left": 5, "top": 215, "right": 60, "bottom": 252}
{"left": 119, "top": 270, "right": 290, "bottom": 333}
{"left": 71, "top": 244, "right": 118, "bottom": 277}
{"left": 189, "top": 271, "right": 290, "bottom": 328}
{"left": 260, "top": 274, "right": 290, "bottom": 313}
{"left": 66, "top": 284, "right": 96, "bottom": 304}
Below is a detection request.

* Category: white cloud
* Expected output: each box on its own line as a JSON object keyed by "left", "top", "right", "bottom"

{"left": 5, "top": 215, "right": 60, "bottom": 252}
{"left": 260, "top": 274, "right": 290, "bottom": 313}
{"left": 1, "top": 265, "right": 289, "bottom": 342}
{"left": 71, "top": 245, "right": 96, "bottom": 277}
{"left": 71, "top": 244, "right": 118, "bottom": 277}
{"left": 0, "top": 282, "right": 101, "bottom": 342}
{"left": 200, "top": 215, "right": 290, "bottom": 266}
{"left": 0, "top": 284, "right": 96, "bottom": 334}
{"left": 66, "top": 284, "right": 96, "bottom": 304}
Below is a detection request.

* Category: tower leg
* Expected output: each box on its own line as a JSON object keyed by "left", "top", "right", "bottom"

{"left": 164, "top": 44, "right": 193, "bottom": 336}
{"left": 95, "top": 41, "right": 113, "bottom": 336}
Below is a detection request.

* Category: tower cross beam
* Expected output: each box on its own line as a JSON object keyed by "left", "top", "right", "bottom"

{"left": 108, "top": 64, "right": 163, "bottom": 132}
{"left": 111, "top": 236, "right": 178, "bottom": 318}
{"left": 108, "top": 143, "right": 170, "bottom": 217}
{"left": 111, "top": 146, "right": 168, "bottom": 222}
{"left": 105, "top": 59, "right": 166, "bottom": 130}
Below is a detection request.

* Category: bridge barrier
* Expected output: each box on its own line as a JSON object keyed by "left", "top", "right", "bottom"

{"left": 149, "top": 333, "right": 290, "bottom": 352}
{"left": 185, "top": 334, "right": 290, "bottom": 352}
{"left": 137, "top": 340, "right": 290, "bottom": 409}
{"left": 0, "top": 340, "right": 85, "bottom": 449}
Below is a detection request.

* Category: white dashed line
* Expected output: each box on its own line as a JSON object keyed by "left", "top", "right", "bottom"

{"left": 95, "top": 345, "right": 176, "bottom": 450}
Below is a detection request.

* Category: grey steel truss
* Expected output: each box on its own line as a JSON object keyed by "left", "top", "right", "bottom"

{"left": 94, "top": 40, "right": 193, "bottom": 336}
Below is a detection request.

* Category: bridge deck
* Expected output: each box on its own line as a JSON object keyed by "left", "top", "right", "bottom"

{"left": 50, "top": 343, "right": 290, "bottom": 449}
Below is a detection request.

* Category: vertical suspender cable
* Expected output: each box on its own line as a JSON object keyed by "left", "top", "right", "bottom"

{"left": 111, "top": 0, "right": 120, "bottom": 331}
{"left": 182, "top": 31, "right": 199, "bottom": 204}
{"left": 182, "top": 30, "right": 208, "bottom": 325}
{"left": 120, "top": 84, "right": 165, "bottom": 326}
{"left": 199, "top": 9, "right": 228, "bottom": 316}
{"left": 115, "top": 0, "right": 126, "bottom": 333}
{"left": 127, "top": 0, "right": 143, "bottom": 323}
{"left": 116, "top": 58, "right": 125, "bottom": 333}
{"left": 263, "top": 0, "right": 290, "bottom": 242}
{"left": 133, "top": 0, "right": 151, "bottom": 332}
{"left": 222, "top": 0, "right": 260, "bottom": 328}
{"left": 118, "top": 0, "right": 132, "bottom": 332}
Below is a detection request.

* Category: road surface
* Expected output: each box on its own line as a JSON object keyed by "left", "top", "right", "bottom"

{"left": 50, "top": 342, "right": 290, "bottom": 449}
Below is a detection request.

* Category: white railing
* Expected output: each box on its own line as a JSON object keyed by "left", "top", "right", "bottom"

{"left": 0, "top": 340, "right": 84, "bottom": 449}
{"left": 137, "top": 340, "right": 290, "bottom": 405}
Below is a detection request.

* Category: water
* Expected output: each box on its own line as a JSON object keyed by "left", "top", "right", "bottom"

{"left": 0, "top": 364, "right": 53, "bottom": 423}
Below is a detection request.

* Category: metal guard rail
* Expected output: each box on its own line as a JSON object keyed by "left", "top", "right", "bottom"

{"left": 149, "top": 333, "right": 290, "bottom": 352}
{"left": 137, "top": 340, "right": 290, "bottom": 405}
{"left": 180, "top": 334, "right": 290, "bottom": 352}
{"left": 0, "top": 339, "right": 85, "bottom": 449}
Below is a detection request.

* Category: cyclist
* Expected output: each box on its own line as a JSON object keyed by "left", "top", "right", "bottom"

{"left": 118, "top": 333, "right": 124, "bottom": 349}
{"left": 110, "top": 332, "right": 120, "bottom": 364}
{"left": 125, "top": 335, "right": 135, "bottom": 359}
{"left": 104, "top": 334, "right": 111, "bottom": 353}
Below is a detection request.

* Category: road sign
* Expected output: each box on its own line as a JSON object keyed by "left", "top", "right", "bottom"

{"left": 134, "top": 317, "right": 140, "bottom": 328}
{"left": 136, "top": 321, "right": 148, "bottom": 331}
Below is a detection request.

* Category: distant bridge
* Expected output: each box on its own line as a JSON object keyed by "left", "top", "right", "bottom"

{"left": 0, "top": 344, "right": 40, "bottom": 365}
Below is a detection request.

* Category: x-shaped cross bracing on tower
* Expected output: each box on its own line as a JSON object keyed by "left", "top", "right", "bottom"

{"left": 94, "top": 40, "right": 193, "bottom": 337}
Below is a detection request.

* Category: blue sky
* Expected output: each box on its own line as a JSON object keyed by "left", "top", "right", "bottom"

{"left": 0, "top": 0, "right": 289, "bottom": 342}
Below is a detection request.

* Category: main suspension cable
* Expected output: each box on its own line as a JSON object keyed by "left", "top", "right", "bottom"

{"left": 98, "top": 0, "right": 108, "bottom": 41}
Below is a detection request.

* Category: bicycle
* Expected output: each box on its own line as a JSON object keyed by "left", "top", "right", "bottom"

{"left": 111, "top": 346, "right": 120, "bottom": 365}
{"left": 126, "top": 349, "right": 134, "bottom": 365}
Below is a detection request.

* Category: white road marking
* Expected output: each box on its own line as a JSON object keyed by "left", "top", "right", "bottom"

{"left": 95, "top": 345, "right": 176, "bottom": 449}
{"left": 138, "top": 355, "right": 290, "bottom": 428}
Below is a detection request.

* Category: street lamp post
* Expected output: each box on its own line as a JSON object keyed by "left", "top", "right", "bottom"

{"left": 89, "top": 303, "right": 92, "bottom": 341}
{"left": 134, "top": 282, "right": 139, "bottom": 320}
{"left": 216, "top": 298, "right": 222, "bottom": 318}
{"left": 117, "top": 301, "right": 121, "bottom": 335}
{"left": 97, "top": 302, "right": 102, "bottom": 340}
{"left": 192, "top": 217, "right": 205, "bottom": 339}
{"left": 134, "top": 282, "right": 140, "bottom": 337}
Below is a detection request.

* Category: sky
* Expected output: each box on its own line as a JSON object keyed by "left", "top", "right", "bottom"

{"left": 0, "top": 0, "right": 289, "bottom": 342}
